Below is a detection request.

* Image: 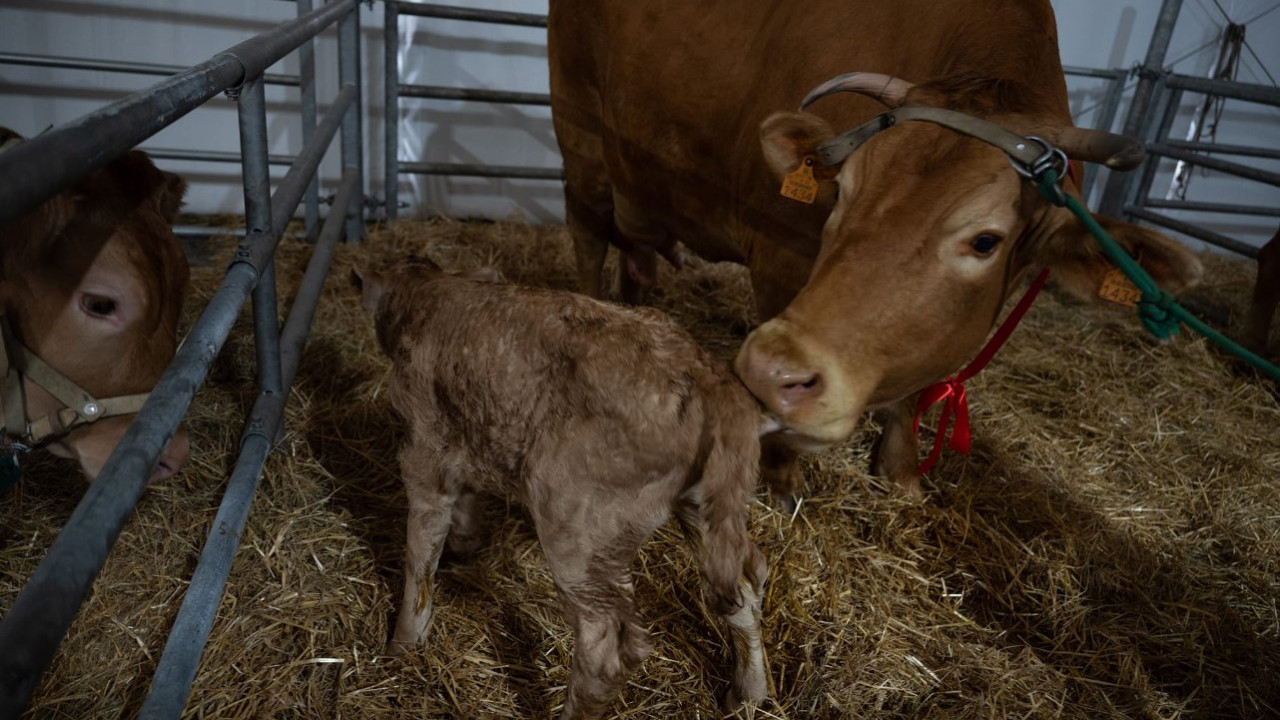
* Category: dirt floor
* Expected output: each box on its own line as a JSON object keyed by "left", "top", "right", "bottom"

{"left": 3, "top": 218, "right": 1279, "bottom": 719}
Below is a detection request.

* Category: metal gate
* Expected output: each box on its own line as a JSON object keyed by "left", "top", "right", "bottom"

{"left": 0, "top": 1, "right": 365, "bottom": 717}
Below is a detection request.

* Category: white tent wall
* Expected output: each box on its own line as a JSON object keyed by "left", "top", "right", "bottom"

{"left": 1, "top": 0, "right": 1277, "bottom": 249}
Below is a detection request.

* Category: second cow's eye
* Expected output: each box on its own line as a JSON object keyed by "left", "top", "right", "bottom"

{"left": 81, "top": 293, "right": 118, "bottom": 318}
{"left": 971, "top": 233, "right": 1002, "bottom": 256}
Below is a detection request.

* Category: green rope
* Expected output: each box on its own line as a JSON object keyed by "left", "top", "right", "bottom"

{"left": 1037, "top": 169, "right": 1280, "bottom": 383}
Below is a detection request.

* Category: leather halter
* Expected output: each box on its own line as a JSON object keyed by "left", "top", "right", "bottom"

{"left": 1, "top": 316, "right": 151, "bottom": 449}
{"left": 813, "top": 105, "right": 1069, "bottom": 190}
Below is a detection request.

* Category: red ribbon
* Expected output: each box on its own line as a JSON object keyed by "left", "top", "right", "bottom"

{"left": 914, "top": 268, "right": 1051, "bottom": 474}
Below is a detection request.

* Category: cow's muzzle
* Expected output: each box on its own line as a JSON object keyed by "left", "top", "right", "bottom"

{"left": 734, "top": 319, "right": 864, "bottom": 448}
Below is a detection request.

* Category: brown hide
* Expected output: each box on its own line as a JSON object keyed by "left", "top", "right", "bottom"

{"left": 362, "top": 258, "right": 767, "bottom": 719}
{"left": 1244, "top": 226, "right": 1280, "bottom": 354}
{"left": 0, "top": 128, "right": 191, "bottom": 481}
{"left": 549, "top": 0, "right": 1203, "bottom": 488}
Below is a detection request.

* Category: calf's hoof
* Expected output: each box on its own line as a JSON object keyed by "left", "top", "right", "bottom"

{"left": 771, "top": 491, "right": 799, "bottom": 516}
{"left": 384, "top": 638, "right": 416, "bottom": 656}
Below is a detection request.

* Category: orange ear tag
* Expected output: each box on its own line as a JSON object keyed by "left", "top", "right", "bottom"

{"left": 1098, "top": 267, "right": 1142, "bottom": 307}
{"left": 780, "top": 157, "right": 819, "bottom": 204}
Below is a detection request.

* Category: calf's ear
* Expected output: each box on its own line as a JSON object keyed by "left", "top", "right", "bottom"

{"left": 350, "top": 265, "right": 389, "bottom": 315}
{"left": 760, "top": 112, "right": 842, "bottom": 185}
{"left": 1038, "top": 213, "right": 1203, "bottom": 302}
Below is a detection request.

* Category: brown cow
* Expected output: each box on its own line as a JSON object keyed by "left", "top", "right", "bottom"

{"left": 1243, "top": 225, "right": 1279, "bottom": 355}
{"left": 357, "top": 256, "right": 768, "bottom": 719}
{"left": 0, "top": 127, "right": 191, "bottom": 482}
{"left": 549, "top": 0, "right": 1204, "bottom": 496}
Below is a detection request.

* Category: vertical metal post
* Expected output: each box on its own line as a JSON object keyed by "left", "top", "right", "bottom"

{"left": 1100, "top": 0, "right": 1183, "bottom": 215}
{"left": 339, "top": 3, "right": 364, "bottom": 242}
{"left": 238, "top": 77, "right": 283, "bottom": 397}
{"left": 1083, "top": 69, "right": 1130, "bottom": 203}
{"left": 384, "top": 0, "right": 400, "bottom": 224}
{"left": 298, "top": 0, "right": 319, "bottom": 241}
{"left": 1129, "top": 82, "right": 1183, "bottom": 212}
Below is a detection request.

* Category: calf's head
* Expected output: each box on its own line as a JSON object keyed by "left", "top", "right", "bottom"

{"left": 1, "top": 132, "right": 191, "bottom": 481}
{"left": 735, "top": 74, "right": 1203, "bottom": 450}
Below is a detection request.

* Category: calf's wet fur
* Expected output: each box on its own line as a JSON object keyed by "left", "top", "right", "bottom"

{"left": 355, "top": 255, "right": 769, "bottom": 719}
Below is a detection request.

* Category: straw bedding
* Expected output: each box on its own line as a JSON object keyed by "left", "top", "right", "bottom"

{"left": 3, "top": 218, "right": 1278, "bottom": 719}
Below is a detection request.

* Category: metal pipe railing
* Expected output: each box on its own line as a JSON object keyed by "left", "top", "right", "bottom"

{"left": 135, "top": 167, "right": 358, "bottom": 720}
{"left": 1140, "top": 199, "right": 1280, "bottom": 217}
{"left": 0, "top": 51, "right": 299, "bottom": 86}
{"left": 298, "top": 0, "right": 321, "bottom": 241}
{"left": 142, "top": 147, "right": 297, "bottom": 165}
{"left": 1124, "top": 206, "right": 1262, "bottom": 258}
{"left": 1147, "top": 143, "right": 1280, "bottom": 188}
{"left": 0, "top": 2, "right": 360, "bottom": 715}
{"left": 1163, "top": 73, "right": 1280, "bottom": 106}
{"left": 400, "top": 160, "right": 564, "bottom": 180}
{"left": 1099, "top": 0, "right": 1183, "bottom": 216}
{"left": 339, "top": 5, "right": 364, "bottom": 243}
{"left": 1161, "top": 140, "right": 1280, "bottom": 161}
{"left": 394, "top": 1, "right": 547, "bottom": 27}
{"left": 384, "top": 0, "right": 400, "bottom": 223}
{"left": 0, "top": 0, "right": 357, "bottom": 229}
{"left": 399, "top": 84, "right": 551, "bottom": 106}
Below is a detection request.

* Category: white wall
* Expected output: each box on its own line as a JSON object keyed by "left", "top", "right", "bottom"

{"left": 2, "top": 0, "right": 1277, "bottom": 249}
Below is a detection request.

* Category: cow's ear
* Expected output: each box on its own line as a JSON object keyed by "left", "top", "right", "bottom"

{"left": 154, "top": 170, "right": 188, "bottom": 223}
{"left": 1039, "top": 213, "right": 1203, "bottom": 302}
{"left": 351, "top": 265, "right": 389, "bottom": 315}
{"left": 760, "top": 112, "right": 841, "bottom": 184}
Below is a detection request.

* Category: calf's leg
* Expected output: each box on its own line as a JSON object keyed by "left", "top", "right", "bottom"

{"left": 679, "top": 433, "right": 769, "bottom": 711}
{"left": 536, "top": 496, "right": 664, "bottom": 720}
{"left": 387, "top": 444, "right": 458, "bottom": 654}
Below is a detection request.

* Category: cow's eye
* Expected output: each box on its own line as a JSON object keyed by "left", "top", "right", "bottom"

{"left": 970, "top": 234, "right": 1002, "bottom": 256}
{"left": 81, "top": 294, "right": 118, "bottom": 318}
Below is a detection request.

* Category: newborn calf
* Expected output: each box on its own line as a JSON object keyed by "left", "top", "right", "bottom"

{"left": 357, "top": 256, "right": 768, "bottom": 719}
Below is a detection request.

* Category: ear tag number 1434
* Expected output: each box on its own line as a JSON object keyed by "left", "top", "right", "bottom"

{"left": 781, "top": 157, "right": 819, "bottom": 204}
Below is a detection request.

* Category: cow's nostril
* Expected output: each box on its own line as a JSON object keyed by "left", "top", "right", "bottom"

{"left": 778, "top": 372, "right": 823, "bottom": 406}
{"left": 783, "top": 375, "right": 820, "bottom": 391}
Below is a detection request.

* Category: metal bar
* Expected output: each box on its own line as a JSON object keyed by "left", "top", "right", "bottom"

{"left": 394, "top": 1, "right": 546, "bottom": 27}
{"left": 142, "top": 148, "right": 296, "bottom": 165}
{"left": 0, "top": 0, "right": 356, "bottom": 229}
{"left": 1163, "top": 73, "right": 1280, "bottom": 107}
{"left": 1124, "top": 206, "right": 1261, "bottom": 258}
{"left": 1132, "top": 83, "right": 1182, "bottom": 213}
{"left": 0, "top": 51, "right": 298, "bottom": 86}
{"left": 384, "top": 0, "right": 400, "bottom": 224}
{"left": 1140, "top": 199, "right": 1280, "bottom": 217}
{"left": 134, "top": 434, "right": 272, "bottom": 720}
{"left": 137, "top": 169, "right": 357, "bottom": 720}
{"left": 1100, "top": 0, "right": 1183, "bottom": 215}
{"left": 399, "top": 84, "right": 551, "bottom": 106}
{"left": 238, "top": 78, "right": 284, "bottom": 399}
{"left": 400, "top": 161, "right": 565, "bottom": 180}
{"left": 298, "top": 0, "right": 320, "bottom": 241}
{"left": 271, "top": 83, "right": 358, "bottom": 235}
{"left": 338, "top": 4, "right": 364, "bottom": 243}
{"left": 280, "top": 169, "right": 359, "bottom": 391}
{"left": 1083, "top": 69, "right": 1130, "bottom": 200}
{"left": 1162, "top": 139, "right": 1280, "bottom": 160}
{"left": 1147, "top": 143, "right": 1280, "bottom": 187}
{"left": 1063, "top": 65, "right": 1126, "bottom": 80}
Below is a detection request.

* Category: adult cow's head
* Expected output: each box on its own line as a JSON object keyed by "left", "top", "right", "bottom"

{"left": 0, "top": 128, "right": 192, "bottom": 481}
{"left": 735, "top": 73, "right": 1203, "bottom": 451}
